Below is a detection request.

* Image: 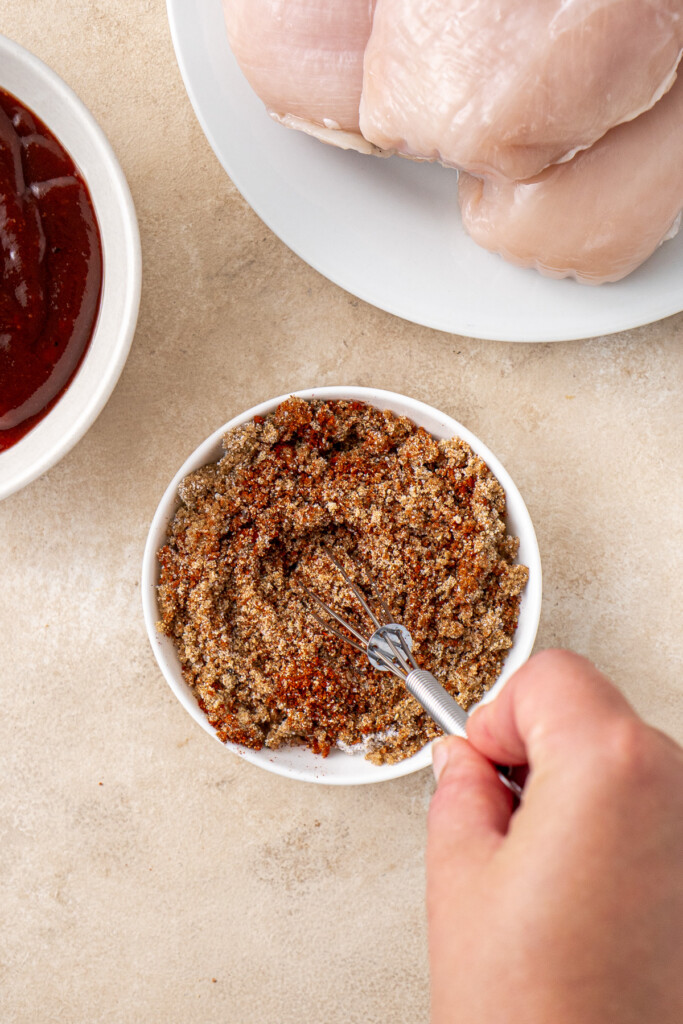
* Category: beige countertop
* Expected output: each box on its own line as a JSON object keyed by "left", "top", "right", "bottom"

{"left": 2, "top": 3, "right": 682, "bottom": 1022}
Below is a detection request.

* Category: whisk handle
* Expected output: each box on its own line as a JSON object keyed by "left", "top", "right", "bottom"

{"left": 404, "top": 669, "right": 468, "bottom": 737}
{"left": 404, "top": 669, "right": 523, "bottom": 799}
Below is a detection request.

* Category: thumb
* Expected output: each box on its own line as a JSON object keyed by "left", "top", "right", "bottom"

{"left": 427, "top": 736, "right": 513, "bottom": 885}
{"left": 466, "top": 648, "right": 637, "bottom": 770}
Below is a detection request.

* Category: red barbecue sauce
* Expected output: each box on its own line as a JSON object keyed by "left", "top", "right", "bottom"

{"left": 0, "top": 88, "right": 102, "bottom": 451}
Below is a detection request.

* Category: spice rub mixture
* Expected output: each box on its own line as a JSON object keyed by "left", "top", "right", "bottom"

{"left": 157, "top": 398, "right": 528, "bottom": 764}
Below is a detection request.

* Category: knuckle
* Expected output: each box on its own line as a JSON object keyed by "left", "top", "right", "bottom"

{"left": 427, "top": 758, "right": 493, "bottom": 829}
{"left": 601, "top": 717, "right": 662, "bottom": 784}
{"left": 434, "top": 755, "right": 483, "bottom": 795}
{"left": 523, "top": 648, "right": 596, "bottom": 702}
{"left": 531, "top": 647, "right": 583, "bottom": 672}
{"left": 427, "top": 780, "right": 457, "bottom": 831}
{"left": 427, "top": 773, "right": 470, "bottom": 831}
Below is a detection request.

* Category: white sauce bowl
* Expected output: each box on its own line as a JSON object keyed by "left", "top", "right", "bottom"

{"left": 0, "top": 34, "right": 141, "bottom": 500}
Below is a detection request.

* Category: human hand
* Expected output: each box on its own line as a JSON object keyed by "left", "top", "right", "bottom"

{"left": 427, "top": 649, "right": 683, "bottom": 1024}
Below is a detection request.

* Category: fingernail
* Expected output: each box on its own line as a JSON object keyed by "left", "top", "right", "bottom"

{"left": 431, "top": 737, "right": 450, "bottom": 783}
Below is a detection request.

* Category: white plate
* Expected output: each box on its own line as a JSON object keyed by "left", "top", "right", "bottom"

{"left": 141, "top": 386, "right": 542, "bottom": 785}
{"left": 167, "top": 0, "right": 683, "bottom": 342}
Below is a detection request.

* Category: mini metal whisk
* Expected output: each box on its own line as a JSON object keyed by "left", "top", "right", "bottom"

{"left": 306, "top": 554, "right": 522, "bottom": 798}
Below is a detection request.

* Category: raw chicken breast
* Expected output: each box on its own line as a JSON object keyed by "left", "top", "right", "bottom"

{"left": 360, "top": 0, "right": 683, "bottom": 180}
{"left": 458, "top": 71, "right": 683, "bottom": 284}
{"left": 223, "top": 0, "right": 380, "bottom": 154}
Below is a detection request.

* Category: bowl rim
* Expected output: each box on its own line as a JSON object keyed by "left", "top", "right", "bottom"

{"left": 141, "top": 386, "right": 543, "bottom": 785}
{"left": 0, "top": 33, "right": 141, "bottom": 501}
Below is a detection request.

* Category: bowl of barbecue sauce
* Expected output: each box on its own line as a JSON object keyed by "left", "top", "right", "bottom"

{"left": 0, "top": 35, "right": 140, "bottom": 500}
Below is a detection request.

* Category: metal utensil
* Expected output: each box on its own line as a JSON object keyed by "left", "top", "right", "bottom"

{"left": 305, "top": 554, "right": 522, "bottom": 799}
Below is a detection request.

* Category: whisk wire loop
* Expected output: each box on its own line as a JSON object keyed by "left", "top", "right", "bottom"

{"left": 304, "top": 599, "right": 367, "bottom": 656}
{"left": 303, "top": 585, "right": 368, "bottom": 649}
{"left": 327, "top": 553, "right": 385, "bottom": 630}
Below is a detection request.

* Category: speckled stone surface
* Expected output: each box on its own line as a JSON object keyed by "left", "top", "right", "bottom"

{"left": 1, "top": 3, "right": 682, "bottom": 1022}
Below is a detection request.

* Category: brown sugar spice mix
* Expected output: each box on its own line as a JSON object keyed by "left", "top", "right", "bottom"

{"left": 156, "top": 397, "right": 528, "bottom": 764}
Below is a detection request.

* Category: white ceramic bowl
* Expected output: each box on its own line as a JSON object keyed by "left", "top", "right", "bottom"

{"left": 142, "top": 387, "right": 542, "bottom": 784}
{"left": 0, "top": 35, "right": 141, "bottom": 501}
